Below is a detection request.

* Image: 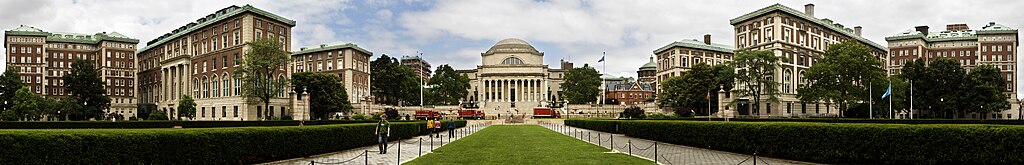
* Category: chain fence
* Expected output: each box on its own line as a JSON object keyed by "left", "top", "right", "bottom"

{"left": 293, "top": 122, "right": 492, "bottom": 165}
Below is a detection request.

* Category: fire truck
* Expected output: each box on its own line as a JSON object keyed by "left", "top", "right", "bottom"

{"left": 532, "top": 107, "right": 562, "bottom": 118}
{"left": 414, "top": 110, "right": 443, "bottom": 120}
{"left": 457, "top": 101, "right": 486, "bottom": 119}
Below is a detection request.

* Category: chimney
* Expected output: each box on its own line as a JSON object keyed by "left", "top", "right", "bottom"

{"left": 915, "top": 26, "right": 930, "bottom": 36}
{"left": 804, "top": 4, "right": 815, "bottom": 17}
{"left": 854, "top": 26, "right": 862, "bottom": 36}
{"left": 703, "top": 34, "right": 712, "bottom": 45}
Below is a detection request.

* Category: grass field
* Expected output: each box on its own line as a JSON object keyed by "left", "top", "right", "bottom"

{"left": 404, "top": 125, "right": 652, "bottom": 165}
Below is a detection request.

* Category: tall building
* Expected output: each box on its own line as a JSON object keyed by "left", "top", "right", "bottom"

{"left": 137, "top": 5, "right": 295, "bottom": 120}
{"left": 652, "top": 34, "right": 734, "bottom": 96}
{"left": 730, "top": 3, "right": 888, "bottom": 117}
{"left": 636, "top": 56, "right": 657, "bottom": 84}
{"left": 885, "top": 22, "right": 1019, "bottom": 119}
{"left": 290, "top": 42, "right": 372, "bottom": 106}
{"left": 457, "top": 38, "right": 569, "bottom": 115}
{"left": 401, "top": 55, "right": 432, "bottom": 80}
{"left": 4, "top": 25, "right": 140, "bottom": 118}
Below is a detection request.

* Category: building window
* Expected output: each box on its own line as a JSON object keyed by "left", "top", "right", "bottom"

{"left": 502, "top": 57, "right": 524, "bottom": 65}
{"left": 233, "top": 106, "right": 238, "bottom": 117}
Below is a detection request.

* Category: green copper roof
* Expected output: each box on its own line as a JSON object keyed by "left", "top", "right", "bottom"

{"left": 886, "top": 22, "right": 1016, "bottom": 41}
{"left": 4, "top": 25, "right": 139, "bottom": 44}
{"left": 138, "top": 4, "right": 297, "bottom": 53}
{"left": 730, "top": 3, "right": 887, "bottom": 51}
{"left": 653, "top": 39, "right": 734, "bottom": 54}
{"left": 293, "top": 41, "right": 373, "bottom": 55}
{"left": 639, "top": 56, "right": 656, "bottom": 70}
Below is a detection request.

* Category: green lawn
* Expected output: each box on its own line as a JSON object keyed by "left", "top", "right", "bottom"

{"left": 404, "top": 125, "right": 652, "bottom": 165}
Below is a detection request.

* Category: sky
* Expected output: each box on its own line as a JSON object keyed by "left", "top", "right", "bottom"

{"left": 1, "top": 0, "right": 1023, "bottom": 98}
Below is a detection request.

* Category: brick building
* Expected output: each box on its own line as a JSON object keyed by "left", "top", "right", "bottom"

{"left": 653, "top": 34, "right": 734, "bottom": 99}
{"left": 4, "top": 25, "right": 139, "bottom": 118}
{"left": 885, "top": 22, "right": 1019, "bottom": 119}
{"left": 729, "top": 3, "right": 888, "bottom": 117}
{"left": 136, "top": 5, "right": 295, "bottom": 120}
{"left": 290, "top": 42, "right": 373, "bottom": 118}
{"left": 401, "top": 55, "right": 432, "bottom": 80}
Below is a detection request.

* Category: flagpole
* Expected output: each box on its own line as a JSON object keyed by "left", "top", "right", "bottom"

{"left": 889, "top": 79, "right": 893, "bottom": 119}
{"left": 869, "top": 83, "right": 873, "bottom": 119}
{"left": 910, "top": 80, "right": 914, "bottom": 119}
{"left": 708, "top": 90, "right": 711, "bottom": 121}
{"left": 601, "top": 52, "right": 606, "bottom": 106}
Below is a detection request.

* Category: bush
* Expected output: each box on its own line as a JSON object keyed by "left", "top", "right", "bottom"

{"left": 646, "top": 113, "right": 675, "bottom": 119}
{"left": 0, "top": 120, "right": 468, "bottom": 164}
{"left": 567, "top": 119, "right": 1024, "bottom": 164}
{"left": 620, "top": 106, "right": 645, "bottom": 119}
{"left": 384, "top": 108, "right": 400, "bottom": 120}
{"left": 371, "top": 113, "right": 382, "bottom": 120}
{"left": 351, "top": 114, "right": 367, "bottom": 120}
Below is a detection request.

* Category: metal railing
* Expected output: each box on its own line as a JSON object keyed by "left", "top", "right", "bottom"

{"left": 305, "top": 122, "right": 492, "bottom": 165}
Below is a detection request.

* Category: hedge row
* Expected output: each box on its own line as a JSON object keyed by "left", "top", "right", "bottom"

{"left": 0, "top": 120, "right": 428, "bottom": 129}
{"left": 620, "top": 118, "right": 1024, "bottom": 125}
{"left": 0, "top": 120, "right": 467, "bottom": 164}
{"left": 566, "top": 119, "right": 1024, "bottom": 164}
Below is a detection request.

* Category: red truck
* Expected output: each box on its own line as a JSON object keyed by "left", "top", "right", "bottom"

{"left": 458, "top": 109, "right": 486, "bottom": 119}
{"left": 532, "top": 107, "right": 561, "bottom": 118}
{"left": 414, "top": 110, "right": 443, "bottom": 120}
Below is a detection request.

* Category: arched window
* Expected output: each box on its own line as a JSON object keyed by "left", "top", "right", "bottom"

{"left": 193, "top": 78, "right": 199, "bottom": 98}
{"left": 222, "top": 74, "right": 230, "bottom": 96}
{"left": 201, "top": 77, "right": 209, "bottom": 98}
{"left": 783, "top": 69, "right": 792, "bottom": 93}
{"left": 212, "top": 75, "right": 220, "bottom": 97}
{"left": 501, "top": 57, "right": 524, "bottom": 65}
{"left": 278, "top": 75, "right": 287, "bottom": 97}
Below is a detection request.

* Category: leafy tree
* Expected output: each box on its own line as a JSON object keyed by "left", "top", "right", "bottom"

{"left": 963, "top": 65, "right": 1009, "bottom": 119}
{"left": 64, "top": 59, "right": 110, "bottom": 120}
{"left": 620, "top": 106, "right": 645, "bottom": 119}
{"left": 865, "top": 76, "right": 907, "bottom": 118}
{"left": 927, "top": 58, "right": 967, "bottom": 118}
{"left": 561, "top": 64, "right": 601, "bottom": 104}
{"left": 0, "top": 68, "right": 23, "bottom": 115}
{"left": 659, "top": 63, "right": 719, "bottom": 116}
{"left": 293, "top": 72, "right": 352, "bottom": 120}
{"left": 370, "top": 54, "right": 421, "bottom": 106}
{"left": 384, "top": 108, "right": 400, "bottom": 120}
{"left": 900, "top": 60, "right": 928, "bottom": 115}
{"left": 177, "top": 95, "right": 196, "bottom": 120}
{"left": 234, "top": 38, "right": 290, "bottom": 120}
{"left": 425, "top": 64, "right": 470, "bottom": 105}
{"left": 798, "top": 41, "right": 886, "bottom": 117}
{"left": 4, "top": 87, "right": 46, "bottom": 121}
{"left": 148, "top": 109, "right": 169, "bottom": 120}
{"left": 730, "top": 50, "right": 781, "bottom": 114}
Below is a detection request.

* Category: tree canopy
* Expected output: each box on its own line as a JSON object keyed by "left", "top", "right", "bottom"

{"left": 730, "top": 50, "right": 781, "bottom": 114}
{"left": 798, "top": 41, "right": 886, "bottom": 117}
{"left": 293, "top": 72, "right": 352, "bottom": 120}
{"left": 0, "top": 67, "right": 23, "bottom": 115}
{"left": 659, "top": 63, "right": 732, "bottom": 116}
{"left": 561, "top": 65, "right": 601, "bottom": 104}
{"left": 426, "top": 64, "right": 470, "bottom": 105}
{"left": 177, "top": 95, "right": 196, "bottom": 120}
{"left": 64, "top": 59, "right": 110, "bottom": 120}
{"left": 370, "top": 54, "right": 421, "bottom": 106}
{"left": 233, "top": 38, "right": 290, "bottom": 120}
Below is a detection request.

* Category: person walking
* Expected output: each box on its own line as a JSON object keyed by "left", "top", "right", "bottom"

{"left": 434, "top": 117, "right": 442, "bottom": 138}
{"left": 448, "top": 117, "right": 456, "bottom": 138}
{"left": 426, "top": 117, "right": 435, "bottom": 138}
{"left": 375, "top": 114, "right": 390, "bottom": 154}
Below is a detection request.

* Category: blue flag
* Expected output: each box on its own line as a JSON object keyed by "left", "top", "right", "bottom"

{"left": 598, "top": 55, "right": 605, "bottom": 62}
{"left": 881, "top": 83, "right": 892, "bottom": 99}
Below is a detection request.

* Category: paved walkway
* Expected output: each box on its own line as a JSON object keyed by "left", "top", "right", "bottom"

{"left": 541, "top": 124, "right": 821, "bottom": 165}
{"left": 262, "top": 122, "right": 494, "bottom": 165}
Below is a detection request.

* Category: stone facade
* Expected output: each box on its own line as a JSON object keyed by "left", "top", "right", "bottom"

{"left": 729, "top": 3, "right": 888, "bottom": 117}
{"left": 136, "top": 5, "right": 295, "bottom": 120}
{"left": 653, "top": 34, "right": 734, "bottom": 98}
{"left": 457, "top": 38, "right": 570, "bottom": 116}
{"left": 290, "top": 42, "right": 372, "bottom": 119}
{"left": 4, "top": 25, "right": 140, "bottom": 118}
{"left": 885, "top": 22, "right": 1019, "bottom": 119}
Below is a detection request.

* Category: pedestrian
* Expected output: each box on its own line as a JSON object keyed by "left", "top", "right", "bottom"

{"left": 434, "top": 117, "right": 442, "bottom": 138}
{"left": 426, "top": 117, "right": 435, "bottom": 138}
{"left": 448, "top": 117, "right": 456, "bottom": 138}
{"left": 375, "top": 114, "right": 390, "bottom": 154}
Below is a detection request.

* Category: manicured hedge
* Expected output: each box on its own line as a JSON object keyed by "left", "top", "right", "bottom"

{"left": 564, "top": 119, "right": 622, "bottom": 133}
{"left": 619, "top": 118, "right": 1024, "bottom": 125}
{"left": 0, "top": 120, "right": 467, "bottom": 164}
{"left": 0, "top": 120, "right": 424, "bottom": 129}
{"left": 567, "top": 119, "right": 1024, "bottom": 164}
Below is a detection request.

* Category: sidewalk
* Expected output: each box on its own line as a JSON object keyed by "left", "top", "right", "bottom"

{"left": 542, "top": 124, "right": 821, "bottom": 165}
{"left": 262, "top": 123, "right": 493, "bottom": 165}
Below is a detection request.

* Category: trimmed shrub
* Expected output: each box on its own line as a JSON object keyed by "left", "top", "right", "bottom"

{"left": 0, "top": 120, "right": 452, "bottom": 129}
{"left": 567, "top": 119, "right": 1024, "bottom": 164}
{"left": 0, "top": 120, "right": 468, "bottom": 164}
{"left": 620, "top": 106, "right": 645, "bottom": 119}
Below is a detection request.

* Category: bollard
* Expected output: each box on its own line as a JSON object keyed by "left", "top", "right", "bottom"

{"left": 588, "top": 132, "right": 591, "bottom": 141}
{"left": 598, "top": 133, "right": 602, "bottom": 146}
{"left": 610, "top": 135, "right": 614, "bottom": 151}
{"left": 430, "top": 134, "right": 434, "bottom": 151}
{"left": 654, "top": 142, "right": 658, "bottom": 163}
{"left": 754, "top": 152, "right": 758, "bottom": 165}
{"left": 627, "top": 140, "right": 632, "bottom": 155}
{"left": 398, "top": 139, "right": 402, "bottom": 164}
{"left": 419, "top": 137, "right": 422, "bottom": 156}
{"left": 310, "top": 160, "right": 314, "bottom": 165}
{"left": 364, "top": 150, "right": 368, "bottom": 165}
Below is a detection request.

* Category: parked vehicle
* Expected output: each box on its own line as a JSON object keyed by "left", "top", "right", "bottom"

{"left": 414, "top": 110, "right": 443, "bottom": 120}
{"left": 533, "top": 107, "right": 561, "bottom": 118}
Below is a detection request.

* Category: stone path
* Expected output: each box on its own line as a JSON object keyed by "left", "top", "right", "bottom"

{"left": 261, "top": 122, "right": 494, "bottom": 165}
{"left": 541, "top": 124, "right": 821, "bottom": 165}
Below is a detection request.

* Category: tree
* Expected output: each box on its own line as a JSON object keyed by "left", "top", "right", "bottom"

{"left": 370, "top": 54, "right": 422, "bottom": 106}
{"left": 2, "top": 87, "right": 42, "bottom": 121}
{"left": 561, "top": 64, "right": 601, "bottom": 104}
{"left": 234, "top": 38, "right": 290, "bottom": 120}
{"left": 64, "top": 59, "right": 110, "bottom": 120}
{"left": 963, "top": 65, "right": 1010, "bottom": 119}
{"left": 177, "top": 95, "right": 196, "bottom": 120}
{"left": 798, "top": 41, "right": 886, "bottom": 117}
{"left": 0, "top": 68, "right": 23, "bottom": 115}
{"left": 927, "top": 58, "right": 967, "bottom": 118}
{"left": 293, "top": 72, "right": 352, "bottom": 120}
{"left": 900, "top": 60, "right": 928, "bottom": 115}
{"left": 425, "top": 64, "right": 470, "bottom": 105}
{"left": 866, "top": 76, "right": 907, "bottom": 118}
{"left": 148, "top": 109, "right": 169, "bottom": 120}
{"left": 730, "top": 50, "right": 781, "bottom": 114}
{"left": 658, "top": 63, "right": 720, "bottom": 116}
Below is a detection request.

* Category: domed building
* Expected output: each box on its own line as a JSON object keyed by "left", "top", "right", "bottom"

{"left": 458, "top": 38, "right": 572, "bottom": 116}
{"left": 637, "top": 56, "right": 658, "bottom": 89}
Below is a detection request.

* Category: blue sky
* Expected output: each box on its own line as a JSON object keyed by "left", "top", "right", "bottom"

{"left": 1, "top": 0, "right": 1023, "bottom": 98}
